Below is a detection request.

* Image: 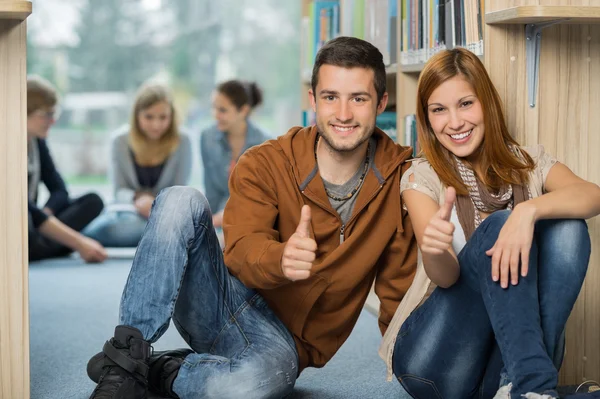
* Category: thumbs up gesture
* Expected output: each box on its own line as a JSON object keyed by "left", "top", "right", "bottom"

{"left": 281, "top": 205, "right": 318, "bottom": 281}
{"left": 422, "top": 187, "right": 456, "bottom": 256}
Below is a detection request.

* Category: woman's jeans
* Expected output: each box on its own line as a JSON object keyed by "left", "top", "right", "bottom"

{"left": 392, "top": 210, "right": 590, "bottom": 399}
{"left": 28, "top": 193, "right": 104, "bottom": 261}
{"left": 83, "top": 207, "right": 147, "bottom": 247}
{"left": 118, "top": 187, "right": 299, "bottom": 399}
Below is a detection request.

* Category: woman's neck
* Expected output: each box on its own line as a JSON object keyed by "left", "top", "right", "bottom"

{"left": 227, "top": 120, "right": 248, "bottom": 139}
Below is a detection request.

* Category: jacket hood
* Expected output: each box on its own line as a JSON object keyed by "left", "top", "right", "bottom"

{"left": 277, "top": 125, "right": 413, "bottom": 189}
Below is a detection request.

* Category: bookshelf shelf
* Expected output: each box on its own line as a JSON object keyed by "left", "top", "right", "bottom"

{"left": 385, "top": 63, "right": 398, "bottom": 76}
{"left": 0, "top": 1, "right": 31, "bottom": 20}
{"left": 486, "top": 6, "right": 600, "bottom": 25}
{"left": 400, "top": 63, "right": 426, "bottom": 74}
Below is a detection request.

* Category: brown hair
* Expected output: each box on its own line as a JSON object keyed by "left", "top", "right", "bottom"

{"left": 27, "top": 75, "right": 58, "bottom": 115}
{"left": 311, "top": 36, "right": 387, "bottom": 105}
{"left": 216, "top": 80, "right": 263, "bottom": 110}
{"left": 416, "top": 48, "right": 534, "bottom": 195}
{"left": 129, "top": 83, "right": 180, "bottom": 166}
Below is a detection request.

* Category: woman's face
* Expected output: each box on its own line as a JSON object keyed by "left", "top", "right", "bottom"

{"left": 27, "top": 106, "right": 58, "bottom": 139}
{"left": 427, "top": 75, "right": 485, "bottom": 160}
{"left": 211, "top": 91, "right": 248, "bottom": 133}
{"left": 137, "top": 101, "right": 172, "bottom": 141}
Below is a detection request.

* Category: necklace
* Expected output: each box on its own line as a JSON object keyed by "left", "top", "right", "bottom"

{"left": 314, "top": 135, "right": 370, "bottom": 201}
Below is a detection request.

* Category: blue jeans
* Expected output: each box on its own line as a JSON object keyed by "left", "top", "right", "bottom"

{"left": 392, "top": 211, "right": 590, "bottom": 399}
{"left": 119, "top": 187, "right": 299, "bottom": 399}
{"left": 83, "top": 209, "right": 147, "bottom": 247}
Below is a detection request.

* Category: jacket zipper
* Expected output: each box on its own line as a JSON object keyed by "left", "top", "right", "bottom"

{"left": 340, "top": 224, "right": 345, "bottom": 244}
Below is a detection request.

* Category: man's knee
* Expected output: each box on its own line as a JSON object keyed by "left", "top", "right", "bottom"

{"left": 155, "top": 187, "right": 212, "bottom": 225}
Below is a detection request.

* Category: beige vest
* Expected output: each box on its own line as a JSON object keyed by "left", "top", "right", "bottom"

{"left": 379, "top": 145, "right": 557, "bottom": 381}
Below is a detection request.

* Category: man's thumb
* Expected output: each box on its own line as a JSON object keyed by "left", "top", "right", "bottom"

{"left": 439, "top": 187, "right": 456, "bottom": 221}
{"left": 295, "top": 205, "right": 312, "bottom": 237}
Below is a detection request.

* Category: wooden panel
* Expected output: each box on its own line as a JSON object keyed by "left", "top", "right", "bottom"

{"left": 583, "top": 22, "right": 600, "bottom": 384}
{"left": 0, "top": 16, "right": 29, "bottom": 398}
{"left": 487, "top": 6, "right": 600, "bottom": 24}
{"left": 0, "top": 1, "right": 30, "bottom": 20}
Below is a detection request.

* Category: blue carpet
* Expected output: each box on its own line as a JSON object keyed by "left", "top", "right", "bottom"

{"left": 29, "top": 258, "right": 409, "bottom": 398}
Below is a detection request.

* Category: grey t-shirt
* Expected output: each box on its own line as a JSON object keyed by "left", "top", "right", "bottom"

{"left": 322, "top": 138, "right": 376, "bottom": 225}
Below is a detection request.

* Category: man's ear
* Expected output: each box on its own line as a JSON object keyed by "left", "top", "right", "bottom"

{"left": 376, "top": 92, "right": 389, "bottom": 115}
{"left": 309, "top": 89, "right": 318, "bottom": 112}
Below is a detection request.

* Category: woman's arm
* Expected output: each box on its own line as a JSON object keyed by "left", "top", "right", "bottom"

{"left": 403, "top": 180, "right": 460, "bottom": 288}
{"left": 525, "top": 162, "right": 600, "bottom": 220}
{"left": 110, "top": 135, "right": 136, "bottom": 202}
{"left": 38, "top": 139, "right": 69, "bottom": 213}
{"left": 38, "top": 216, "right": 107, "bottom": 263}
{"left": 487, "top": 162, "right": 600, "bottom": 288}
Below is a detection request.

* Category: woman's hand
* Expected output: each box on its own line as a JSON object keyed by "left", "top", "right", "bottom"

{"left": 422, "top": 187, "right": 456, "bottom": 256}
{"left": 212, "top": 210, "right": 224, "bottom": 228}
{"left": 486, "top": 202, "right": 537, "bottom": 288}
{"left": 134, "top": 193, "right": 155, "bottom": 219}
{"left": 75, "top": 236, "right": 107, "bottom": 263}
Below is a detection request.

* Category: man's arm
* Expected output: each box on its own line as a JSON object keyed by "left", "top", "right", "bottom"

{"left": 38, "top": 139, "right": 69, "bottom": 213}
{"left": 223, "top": 150, "right": 291, "bottom": 290}
{"left": 374, "top": 194, "right": 419, "bottom": 335}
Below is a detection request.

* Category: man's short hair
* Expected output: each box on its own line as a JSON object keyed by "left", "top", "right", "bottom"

{"left": 27, "top": 75, "right": 58, "bottom": 115}
{"left": 311, "top": 36, "right": 387, "bottom": 105}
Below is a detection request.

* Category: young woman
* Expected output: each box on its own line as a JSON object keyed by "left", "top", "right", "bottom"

{"left": 84, "top": 83, "right": 192, "bottom": 247}
{"left": 379, "top": 48, "right": 600, "bottom": 399}
{"left": 27, "top": 75, "right": 107, "bottom": 263}
{"left": 200, "top": 80, "right": 268, "bottom": 231}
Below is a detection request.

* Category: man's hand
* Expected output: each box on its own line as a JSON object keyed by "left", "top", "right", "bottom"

{"left": 76, "top": 236, "right": 107, "bottom": 263}
{"left": 281, "top": 205, "right": 317, "bottom": 281}
{"left": 421, "top": 187, "right": 456, "bottom": 256}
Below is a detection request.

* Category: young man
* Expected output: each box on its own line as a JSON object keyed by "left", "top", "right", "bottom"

{"left": 87, "top": 36, "right": 417, "bottom": 399}
{"left": 27, "top": 75, "right": 107, "bottom": 263}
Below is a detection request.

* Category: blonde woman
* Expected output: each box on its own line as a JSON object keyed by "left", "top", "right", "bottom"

{"left": 84, "top": 83, "right": 192, "bottom": 247}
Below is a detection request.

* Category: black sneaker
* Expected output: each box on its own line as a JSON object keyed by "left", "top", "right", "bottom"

{"left": 88, "top": 325, "right": 151, "bottom": 399}
{"left": 148, "top": 348, "right": 193, "bottom": 398}
{"left": 89, "top": 346, "right": 192, "bottom": 399}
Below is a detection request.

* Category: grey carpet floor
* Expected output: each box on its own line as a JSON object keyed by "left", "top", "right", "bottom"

{"left": 29, "top": 258, "right": 409, "bottom": 399}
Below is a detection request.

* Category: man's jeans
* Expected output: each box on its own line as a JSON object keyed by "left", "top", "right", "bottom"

{"left": 119, "top": 187, "right": 299, "bottom": 399}
{"left": 392, "top": 211, "right": 590, "bottom": 399}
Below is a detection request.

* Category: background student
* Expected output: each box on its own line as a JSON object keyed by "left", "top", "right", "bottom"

{"left": 27, "top": 75, "right": 107, "bottom": 263}
{"left": 200, "top": 80, "right": 268, "bottom": 230}
{"left": 83, "top": 83, "right": 192, "bottom": 247}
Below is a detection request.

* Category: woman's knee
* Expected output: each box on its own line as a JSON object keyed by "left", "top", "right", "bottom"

{"left": 80, "top": 192, "right": 104, "bottom": 215}
{"left": 537, "top": 219, "right": 590, "bottom": 278}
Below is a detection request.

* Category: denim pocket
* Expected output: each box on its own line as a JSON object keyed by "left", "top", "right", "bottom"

{"left": 398, "top": 374, "right": 443, "bottom": 399}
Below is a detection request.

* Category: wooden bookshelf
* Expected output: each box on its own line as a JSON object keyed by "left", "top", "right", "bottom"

{"left": 0, "top": 0, "right": 31, "bottom": 20}
{"left": 487, "top": 5, "right": 600, "bottom": 25}
{"left": 0, "top": 1, "right": 32, "bottom": 396}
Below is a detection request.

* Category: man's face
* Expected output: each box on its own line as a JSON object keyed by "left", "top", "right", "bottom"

{"left": 310, "top": 65, "right": 387, "bottom": 154}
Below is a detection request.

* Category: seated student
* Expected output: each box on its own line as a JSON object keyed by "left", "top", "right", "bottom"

{"left": 27, "top": 75, "right": 107, "bottom": 263}
{"left": 200, "top": 80, "right": 268, "bottom": 231}
{"left": 83, "top": 83, "right": 192, "bottom": 247}
{"left": 379, "top": 48, "right": 600, "bottom": 399}
{"left": 85, "top": 36, "right": 418, "bottom": 399}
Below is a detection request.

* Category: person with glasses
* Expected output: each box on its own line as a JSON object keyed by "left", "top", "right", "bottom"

{"left": 27, "top": 75, "right": 107, "bottom": 263}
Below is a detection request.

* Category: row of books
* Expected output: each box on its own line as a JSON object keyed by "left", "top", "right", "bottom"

{"left": 400, "top": 0, "right": 484, "bottom": 65}
{"left": 300, "top": 0, "right": 399, "bottom": 82}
